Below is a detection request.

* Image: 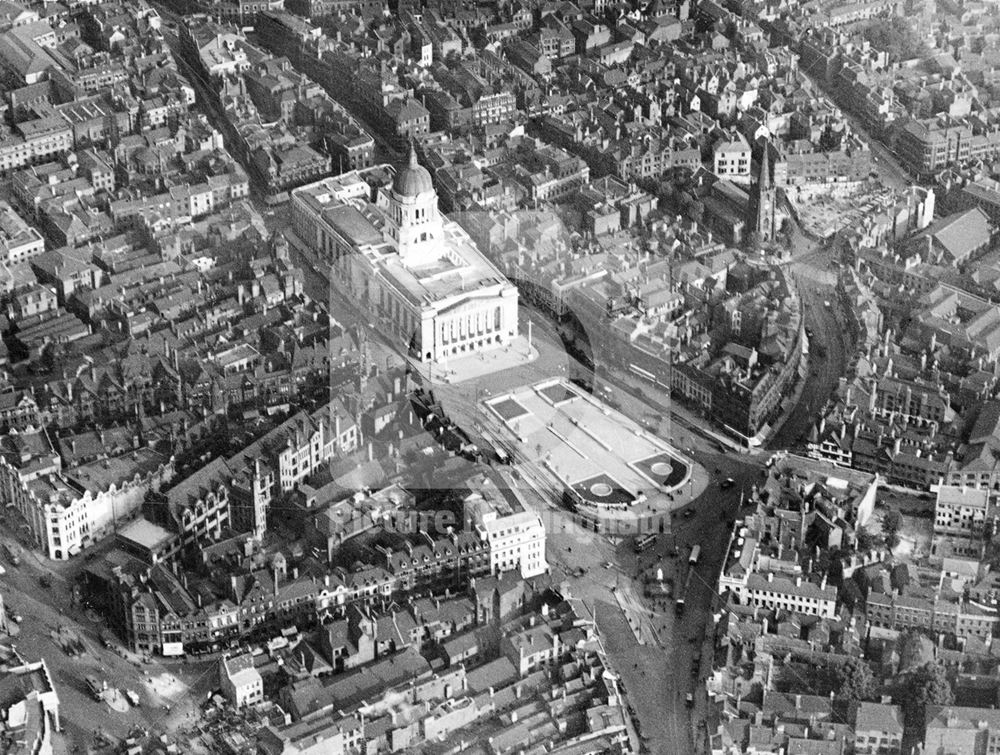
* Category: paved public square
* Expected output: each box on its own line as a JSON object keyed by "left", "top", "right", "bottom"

{"left": 484, "top": 378, "right": 692, "bottom": 511}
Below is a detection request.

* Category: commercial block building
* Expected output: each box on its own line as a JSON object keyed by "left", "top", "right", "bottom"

{"left": 220, "top": 653, "right": 264, "bottom": 708}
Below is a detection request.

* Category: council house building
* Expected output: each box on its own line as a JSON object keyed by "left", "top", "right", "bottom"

{"left": 292, "top": 147, "right": 519, "bottom": 363}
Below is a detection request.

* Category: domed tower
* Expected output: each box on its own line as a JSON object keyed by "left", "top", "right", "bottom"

{"left": 384, "top": 144, "right": 444, "bottom": 267}
{"left": 272, "top": 231, "right": 289, "bottom": 262}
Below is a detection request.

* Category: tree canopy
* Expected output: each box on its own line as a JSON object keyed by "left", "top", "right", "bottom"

{"left": 897, "top": 661, "right": 954, "bottom": 724}
{"left": 862, "top": 17, "right": 929, "bottom": 61}
{"left": 837, "top": 657, "right": 877, "bottom": 706}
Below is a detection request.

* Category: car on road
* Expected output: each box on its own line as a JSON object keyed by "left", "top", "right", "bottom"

{"left": 720, "top": 478, "right": 735, "bottom": 489}
{"left": 10, "top": 613, "right": 21, "bottom": 623}
{"left": 39, "top": 574, "right": 51, "bottom": 588}
{"left": 683, "top": 509, "right": 694, "bottom": 518}
{"left": 3, "top": 543, "right": 20, "bottom": 566}
{"left": 824, "top": 300, "right": 831, "bottom": 308}
{"left": 685, "top": 693, "right": 694, "bottom": 707}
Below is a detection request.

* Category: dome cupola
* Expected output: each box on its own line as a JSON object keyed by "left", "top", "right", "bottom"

{"left": 392, "top": 143, "right": 434, "bottom": 197}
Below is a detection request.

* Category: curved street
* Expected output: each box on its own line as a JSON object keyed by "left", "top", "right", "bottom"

{"left": 768, "top": 228, "right": 855, "bottom": 450}
{"left": 425, "top": 311, "right": 764, "bottom": 755}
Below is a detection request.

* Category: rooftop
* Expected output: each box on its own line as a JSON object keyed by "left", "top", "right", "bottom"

{"left": 117, "top": 517, "right": 175, "bottom": 551}
{"left": 484, "top": 378, "right": 690, "bottom": 505}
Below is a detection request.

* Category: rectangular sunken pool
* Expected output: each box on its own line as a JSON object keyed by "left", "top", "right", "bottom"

{"left": 489, "top": 397, "right": 530, "bottom": 422}
{"left": 537, "top": 382, "right": 579, "bottom": 406}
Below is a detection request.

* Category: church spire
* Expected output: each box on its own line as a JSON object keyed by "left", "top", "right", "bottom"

{"left": 758, "top": 144, "right": 772, "bottom": 190}
{"left": 749, "top": 139, "right": 777, "bottom": 243}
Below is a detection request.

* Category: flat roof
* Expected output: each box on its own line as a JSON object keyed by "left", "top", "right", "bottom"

{"left": 936, "top": 484, "right": 989, "bottom": 509}
{"left": 486, "top": 379, "right": 689, "bottom": 502}
{"left": 295, "top": 171, "right": 511, "bottom": 309}
{"left": 117, "top": 517, "right": 174, "bottom": 550}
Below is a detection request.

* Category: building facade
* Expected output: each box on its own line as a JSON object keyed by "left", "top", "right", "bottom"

{"left": 291, "top": 152, "right": 519, "bottom": 364}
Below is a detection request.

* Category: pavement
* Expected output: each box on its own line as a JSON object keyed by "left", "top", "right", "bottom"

{"left": 409, "top": 334, "right": 539, "bottom": 384}
{"left": 434, "top": 313, "right": 764, "bottom": 754}
{"left": 544, "top": 444, "right": 761, "bottom": 755}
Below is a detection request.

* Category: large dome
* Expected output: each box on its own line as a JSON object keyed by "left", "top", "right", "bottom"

{"left": 393, "top": 145, "right": 434, "bottom": 197}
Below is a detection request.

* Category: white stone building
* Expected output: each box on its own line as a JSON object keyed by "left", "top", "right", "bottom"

{"left": 465, "top": 479, "right": 547, "bottom": 579}
{"left": 220, "top": 653, "right": 264, "bottom": 708}
{"left": 934, "top": 484, "right": 995, "bottom": 537}
{"left": 291, "top": 148, "right": 519, "bottom": 364}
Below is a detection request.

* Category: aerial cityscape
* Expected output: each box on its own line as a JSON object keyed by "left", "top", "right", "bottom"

{"left": 0, "top": 0, "right": 997, "bottom": 752}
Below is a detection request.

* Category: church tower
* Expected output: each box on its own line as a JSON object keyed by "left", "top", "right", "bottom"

{"left": 748, "top": 143, "right": 777, "bottom": 243}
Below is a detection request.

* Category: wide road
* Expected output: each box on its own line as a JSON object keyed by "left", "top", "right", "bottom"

{"left": 0, "top": 525, "right": 215, "bottom": 751}
{"left": 420, "top": 313, "right": 763, "bottom": 754}
{"left": 541, "top": 439, "right": 760, "bottom": 755}
{"left": 799, "top": 70, "right": 914, "bottom": 192}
